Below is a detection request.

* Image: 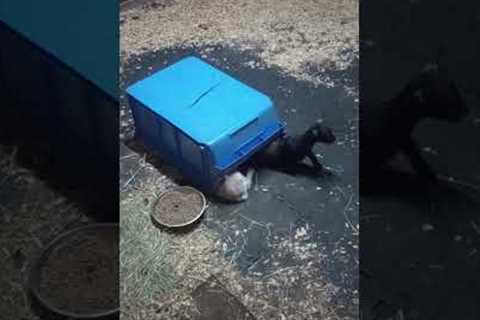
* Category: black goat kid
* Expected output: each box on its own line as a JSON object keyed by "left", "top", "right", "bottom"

{"left": 253, "top": 121, "right": 336, "bottom": 174}
{"left": 360, "top": 62, "right": 469, "bottom": 185}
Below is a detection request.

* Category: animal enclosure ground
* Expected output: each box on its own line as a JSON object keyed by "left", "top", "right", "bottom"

{"left": 120, "top": 1, "right": 359, "bottom": 319}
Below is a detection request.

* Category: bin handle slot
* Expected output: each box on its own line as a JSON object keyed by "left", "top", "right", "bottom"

{"left": 229, "top": 117, "right": 258, "bottom": 137}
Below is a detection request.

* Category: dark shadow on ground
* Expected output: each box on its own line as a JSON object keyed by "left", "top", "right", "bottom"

{"left": 192, "top": 275, "right": 257, "bottom": 320}
{"left": 0, "top": 127, "right": 116, "bottom": 223}
{"left": 361, "top": 170, "right": 480, "bottom": 320}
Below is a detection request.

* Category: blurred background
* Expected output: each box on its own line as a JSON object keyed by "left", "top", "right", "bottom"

{"left": 0, "top": 1, "right": 118, "bottom": 318}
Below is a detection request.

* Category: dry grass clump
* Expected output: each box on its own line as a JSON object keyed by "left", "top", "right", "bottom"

{"left": 120, "top": 188, "right": 175, "bottom": 303}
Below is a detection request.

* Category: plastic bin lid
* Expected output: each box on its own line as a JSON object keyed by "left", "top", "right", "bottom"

{"left": 126, "top": 56, "right": 273, "bottom": 145}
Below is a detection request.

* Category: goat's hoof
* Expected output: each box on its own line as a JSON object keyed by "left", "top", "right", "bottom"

{"left": 315, "top": 169, "right": 332, "bottom": 177}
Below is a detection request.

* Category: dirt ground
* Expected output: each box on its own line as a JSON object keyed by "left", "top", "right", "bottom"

{"left": 120, "top": 0, "right": 359, "bottom": 319}
{"left": 0, "top": 145, "right": 94, "bottom": 319}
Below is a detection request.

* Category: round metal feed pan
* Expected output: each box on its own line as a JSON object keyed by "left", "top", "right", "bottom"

{"left": 28, "top": 223, "right": 119, "bottom": 319}
{"left": 151, "top": 186, "right": 207, "bottom": 228}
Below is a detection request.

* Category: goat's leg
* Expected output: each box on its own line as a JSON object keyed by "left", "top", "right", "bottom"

{"left": 401, "top": 136, "right": 437, "bottom": 183}
{"left": 307, "top": 150, "right": 335, "bottom": 177}
{"left": 306, "top": 150, "right": 323, "bottom": 171}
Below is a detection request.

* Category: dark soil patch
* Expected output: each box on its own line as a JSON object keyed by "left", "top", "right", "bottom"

{"left": 192, "top": 276, "right": 256, "bottom": 320}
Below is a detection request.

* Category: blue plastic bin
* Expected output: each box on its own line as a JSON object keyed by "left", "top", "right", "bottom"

{"left": 126, "top": 56, "right": 284, "bottom": 192}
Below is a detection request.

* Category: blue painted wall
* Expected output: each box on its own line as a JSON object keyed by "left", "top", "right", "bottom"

{"left": 0, "top": 0, "right": 118, "bottom": 99}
